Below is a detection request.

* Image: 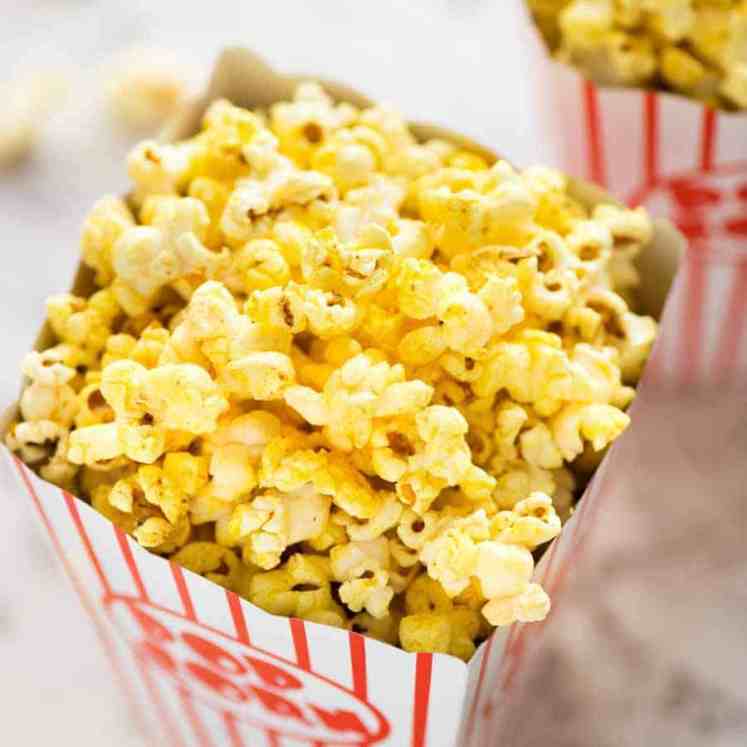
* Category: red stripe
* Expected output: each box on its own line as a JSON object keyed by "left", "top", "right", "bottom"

{"left": 178, "top": 688, "right": 214, "bottom": 747}
{"left": 114, "top": 526, "right": 149, "bottom": 601}
{"left": 63, "top": 490, "right": 111, "bottom": 594}
{"left": 644, "top": 92, "right": 659, "bottom": 186}
{"left": 467, "top": 634, "right": 495, "bottom": 736}
{"left": 412, "top": 653, "right": 433, "bottom": 747}
{"left": 712, "top": 262, "right": 747, "bottom": 377}
{"left": 138, "top": 658, "right": 186, "bottom": 747}
{"left": 499, "top": 536, "right": 561, "bottom": 693}
{"left": 502, "top": 623, "right": 519, "bottom": 661}
{"left": 644, "top": 269, "right": 689, "bottom": 388}
{"left": 289, "top": 617, "right": 311, "bottom": 670}
{"left": 502, "top": 625, "right": 530, "bottom": 693}
{"left": 552, "top": 466, "right": 601, "bottom": 578}
{"left": 12, "top": 459, "right": 154, "bottom": 742}
{"left": 170, "top": 562, "right": 197, "bottom": 621}
{"left": 700, "top": 107, "right": 718, "bottom": 172}
{"left": 223, "top": 711, "right": 244, "bottom": 747}
{"left": 548, "top": 460, "right": 612, "bottom": 602}
{"left": 500, "top": 546, "right": 565, "bottom": 694}
{"left": 226, "top": 590, "right": 251, "bottom": 644}
{"left": 348, "top": 632, "right": 368, "bottom": 701}
{"left": 265, "top": 731, "right": 280, "bottom": 747}
{"left": 642, "top": 338, "right": 666, "bottom": 386}
{"left": 679, "top": 253, "right": 708, "bottom": 386}
{"left": 583, "top": 81, "right": 607, "bottom": 186}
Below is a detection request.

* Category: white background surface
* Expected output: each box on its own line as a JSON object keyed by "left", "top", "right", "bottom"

{"left": 0, "top": 1, "right": 552, "bottom": 744}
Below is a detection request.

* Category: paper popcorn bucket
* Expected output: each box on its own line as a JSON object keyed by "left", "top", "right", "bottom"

{"left": 521, "top": 4, "right": 747, "bottom": 269}
{"left": 8, "top": 47, "right": 739, "bottom": 747}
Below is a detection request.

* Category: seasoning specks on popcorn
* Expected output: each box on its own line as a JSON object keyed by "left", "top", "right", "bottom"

{"left": 7, "top": 83, "right": 657, "bottom": 659}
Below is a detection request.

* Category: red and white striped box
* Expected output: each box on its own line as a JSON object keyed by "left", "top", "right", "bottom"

{"left": 7, "top": 47, "right": 744, "bottom": 747}
{"left": 7, "top": 454, "right": 466, "bottom": 747}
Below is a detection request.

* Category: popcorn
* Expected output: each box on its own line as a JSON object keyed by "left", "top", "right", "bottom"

{"left": 9, "top": 86, "right": 658, "bottom": 658}
{"left": 171, "top": 542, "right": 247, "bottom": 593}
{"left": 127, "top": 140, "right": 195, "bottom": 204}
{"left": 141, "top": 364, "right": 228, "bottom": 433}
{"left": 6, "top": 420, "right": 69, "bottom": 465}
{"left": 81, "top": 197, "right": 136, "bottom": 287}
{"left": 552, "top": 402, "right": 631, "bottom": 460}
{"left": 475, "top": 541, "right": 534, "bottom": 597}
{"left": 112, "top": 196, "right": 227, "bottom": 301}
{"left": 67, "top": 423, "right": 124, "bottom": 466}
{"left": 221, "top": 351, "right": 295, "bottom": 400}
{"left": 20, "top": 352, "right": 78, "bottom": 427}
{"left": 99, "top": 359, "right": 228, "bottom": 439}
{"left": 491, "top": 492, "right": 562, "bottom": 550}
{"left": 399, "top": 607, "right": 481, "bottom": 659}
{"left": 0, "top": 72, "right": 67, "bottom": 166}
{"left": 339, "top": 571, "right": 395, "bottom": 619}
{"left": 46, "top": 290, "right": 120, "bottom": 363}
{"left": 530, "top": 0, "right": 747, "bottom": 109}
{"left": 208, "top": 443, "right": 258, "bottom": 500}
{"left": 482, "top": 582, "right": 551, "bottom": 626}
{"left": 248, "top": 553, "right": 346, "bottom": 627}
{"left": 105, "top": 47, "right": 193, "bottom": 133}
{"left": 229, "top": 486, "right": 332, "bottom": 569}
{"left": 75, "top": 383, "right": 115, "bottom": 428}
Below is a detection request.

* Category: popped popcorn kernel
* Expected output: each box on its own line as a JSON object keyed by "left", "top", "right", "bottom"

{"left": 0, "top": 72, "right": 67, "bottom": 166}
{"left": 171, "top": 542, "right": 247, "bottom": 592}
{"left": 105, "top": 47, "right": 193, "bottom": 133}
{"left": 11, "top": 81, "right": 659, "bottom": 659}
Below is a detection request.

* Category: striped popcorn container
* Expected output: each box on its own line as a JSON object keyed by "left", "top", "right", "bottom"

{"left": 8, "top": 47, "right": 744, "bottom": 747}
{"left": 521, "top": 4, "right": 747, "bottom": 385}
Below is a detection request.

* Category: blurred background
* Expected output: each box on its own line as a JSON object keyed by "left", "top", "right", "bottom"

{"left": 0, "top": 1, "right": 549, "bottom": 744}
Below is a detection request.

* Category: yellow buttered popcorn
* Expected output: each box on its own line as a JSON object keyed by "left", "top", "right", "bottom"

{"left": 528, "top": 0, "right": 747, "bottom": 109}
{"left": 9, "top": 85, "right": 658, "bottom": 660}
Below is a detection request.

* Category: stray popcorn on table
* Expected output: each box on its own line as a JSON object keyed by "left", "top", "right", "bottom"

{"left": 0, "top": 72, "right": 68, "bottom": 166}
{"left": 527, "top": 0, "right": 747, "bottom": 109}
{"left": 105, "top": 46, "right": 195, "bottom": 133}
{"left": 7, "top": 82, "right": 658, "bottom": 659}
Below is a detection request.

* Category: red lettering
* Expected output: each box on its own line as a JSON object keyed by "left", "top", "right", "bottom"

{"left": 186, "top": 661, "right": 247, "bottom": 703}
{"left": 675, "top": 214, "right": 708, "bottom": 241}
{"left": 138, "top": 641, "right": 177, "bottom": 674}
{"left": 244, "top": 656, "right": 302, "bottom": 690}
{"left": 670, "top": 179, "right": 721, "bottom": 208}
{"left": 311, "top": 706, "right": 374, "bottom": 737}
{"left": 130, "top": 603, "right": 173, "bottom": 644}
{"left": 182, "top": 633, "right": 246, "bottom": 675}
{"left": 725, "top": 216, "right": 747, "bottom": 238}
{"left": 250, "top": 686, "right": 310, "bottom": 723}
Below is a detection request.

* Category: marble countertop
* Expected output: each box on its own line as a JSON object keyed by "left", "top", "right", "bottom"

{"left": 0, "top": 1, "right": 552, "bottom": 743}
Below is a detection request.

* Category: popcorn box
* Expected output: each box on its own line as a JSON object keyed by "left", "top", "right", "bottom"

{"left": 521, "top": 4, "right": 747, "bottom": 268}
{"left": 2, "top": 48, "right": 707, "bottom": 747}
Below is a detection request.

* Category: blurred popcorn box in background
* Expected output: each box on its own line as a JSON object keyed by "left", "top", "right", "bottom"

{"left": 11, "top": 47, "right": 747, "bottom": 747}
{"left": 522, "top": 3, "right": 747, "bottom": 268}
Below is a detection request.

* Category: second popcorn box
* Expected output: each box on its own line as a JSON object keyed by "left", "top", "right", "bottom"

{"left": 3, "top": 48, "right": 688, "bottom": 745}
{"left": 524, "top": 0, "right": 747, "bottom": 265}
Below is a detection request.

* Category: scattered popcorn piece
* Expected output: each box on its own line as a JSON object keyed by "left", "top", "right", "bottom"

{"left": 0, "top": 72, "right": 67, "bottom": 166}
{"left": 105, "top": 47, "right": 194, "bottom": 132}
